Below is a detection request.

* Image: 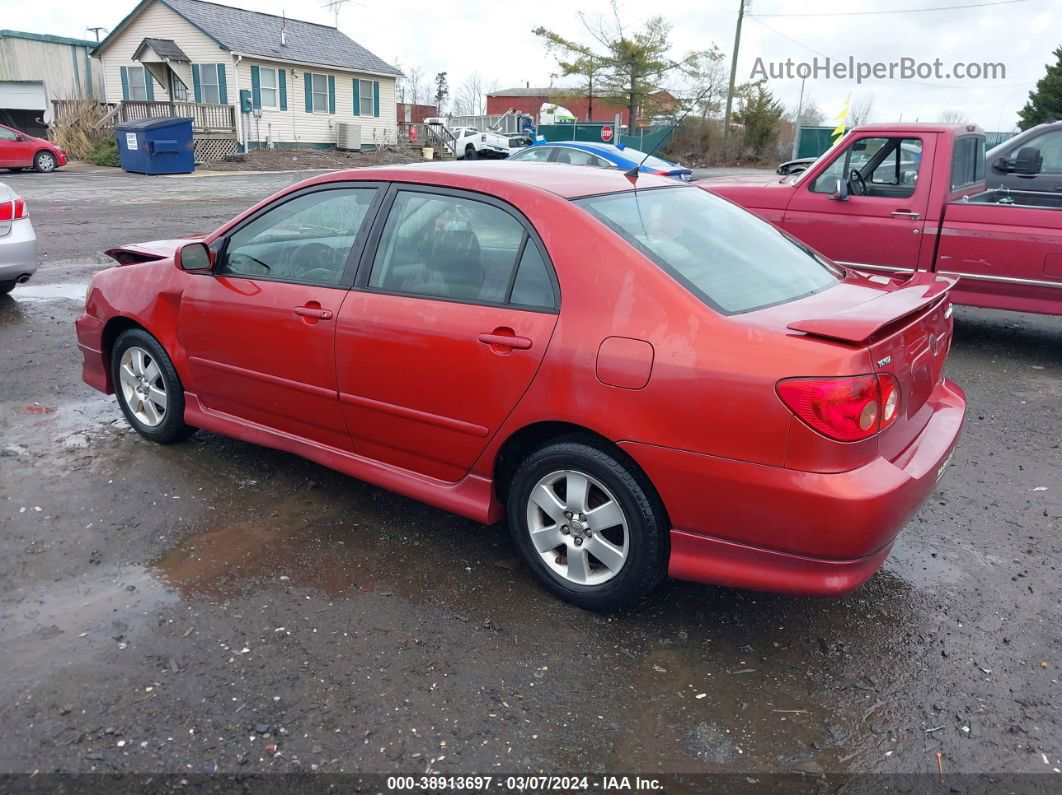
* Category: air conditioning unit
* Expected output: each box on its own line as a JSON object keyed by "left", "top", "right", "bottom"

{"left": 336, "top": 121, "right": 361, "bottom": 151}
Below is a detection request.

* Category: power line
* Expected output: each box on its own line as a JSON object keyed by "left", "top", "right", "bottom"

{"left": 750, "top": 0, "right": 1029, "bottom": 17}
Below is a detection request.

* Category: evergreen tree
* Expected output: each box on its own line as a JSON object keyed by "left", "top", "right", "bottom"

{"left": 1018, "top": 46, "right": 1062, "bottom": 130}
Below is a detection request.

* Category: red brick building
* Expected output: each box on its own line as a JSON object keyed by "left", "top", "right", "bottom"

{"left": 486, "top": 87, "right": 678, "bottom": 124}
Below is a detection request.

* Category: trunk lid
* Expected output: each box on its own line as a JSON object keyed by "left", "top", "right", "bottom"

{"left": 783, "top": 272, "right": 957, "bottom": 458}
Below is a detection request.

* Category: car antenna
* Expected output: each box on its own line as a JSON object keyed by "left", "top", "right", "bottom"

{"left": 624, "top": 85, "right": 717, "bottom": 184}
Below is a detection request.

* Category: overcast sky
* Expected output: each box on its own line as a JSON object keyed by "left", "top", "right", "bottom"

{"left": 8, "top": 0, "right": 1059, "bottom": 131}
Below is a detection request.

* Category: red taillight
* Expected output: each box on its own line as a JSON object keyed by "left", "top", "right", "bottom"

{"left": 0, "top": 197, "right": 27, "bottom": 221}
{"left": 777, "top": 374, "right": 901, "bottom": 442}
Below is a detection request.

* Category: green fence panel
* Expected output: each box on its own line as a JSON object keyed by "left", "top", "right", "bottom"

{"left": 537, "top": 123, "right": 675, "bottom": 154}
{"left": 797, "top": 126, "right": 836, "bottom": 159}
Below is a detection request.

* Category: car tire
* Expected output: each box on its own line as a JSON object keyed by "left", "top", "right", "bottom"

{"left": 507, "top": 438, "right": 668, "bottom": 611}
{"left": 465, "top": 145, "right": 478, "bottom": 160}
{"left": 111, "top": 328, "right": 195, "bottom": 444}
{"left": 33, "top": 151, "right": 57, "bottom": 173}
{"left": 0, "top": 279, "right": 16, "bottom": 295}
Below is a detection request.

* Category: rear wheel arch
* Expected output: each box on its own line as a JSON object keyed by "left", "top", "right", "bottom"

{"left": 492, "top": 422, "right": 666, "bottom": 516}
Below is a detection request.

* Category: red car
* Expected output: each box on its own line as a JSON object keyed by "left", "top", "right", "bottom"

{"left": 76, "top": 163, "right": 966, "bottom": 610}
{"left": 0, "top": 124, "right": 67, "bottom": 173}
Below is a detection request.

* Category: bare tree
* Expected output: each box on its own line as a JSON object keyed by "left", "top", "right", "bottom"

{"left": 797, "top": 99, "right": 825, "bottom": 126}
{"left": 404, "top": 66, "right": 429, "bottom": 109}
{"left": 454, "top": 72, "right": 486, "bottom": 116}
{"left": 848, "top": 94, "right": 874, "bottom": 127}
{"left": 939, "top": 109, "right": 969, "bottom": 124}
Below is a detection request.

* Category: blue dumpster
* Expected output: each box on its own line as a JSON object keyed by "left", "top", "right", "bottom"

{"left": 116, "top": 117, "right": 194, "bottom": 175}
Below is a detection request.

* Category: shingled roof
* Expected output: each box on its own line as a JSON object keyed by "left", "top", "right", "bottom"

{"left": 95, "top": 0, "right": 402, "bottom": 77}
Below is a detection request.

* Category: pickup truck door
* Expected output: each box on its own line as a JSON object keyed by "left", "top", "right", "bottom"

{"left": 783, "top": 134, "right": 936, "bottom": 276}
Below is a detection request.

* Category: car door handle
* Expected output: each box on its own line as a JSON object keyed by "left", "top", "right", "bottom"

{"left": 294, "top": 305, "right": 333, "bottom": 320}
{"left": 478, "top": 332, "right": 532, "bottom": 350}
{"left": 891, "top": 210, "right": 921, "bottom": 219}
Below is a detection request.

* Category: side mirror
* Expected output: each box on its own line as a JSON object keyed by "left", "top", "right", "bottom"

{"left": 992, "top": 156, "right": 1009, "bottom": 173}
{"left": 1013, "top": 146, "right": 1042, "bottom": 176}
{"left": 830, "top": 178, "right": 849, "bottom": 201}
{"left": 176, "top": 242, "right": 213, "bottom": 272}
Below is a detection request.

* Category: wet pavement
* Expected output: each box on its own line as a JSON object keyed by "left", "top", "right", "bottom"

{"left": 0, "top": 170, "right": 1059, "bottom": 782}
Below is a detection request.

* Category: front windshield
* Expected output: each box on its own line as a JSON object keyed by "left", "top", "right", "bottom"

{"left": 575, "top": 187, "right": 842, "bottom": 314}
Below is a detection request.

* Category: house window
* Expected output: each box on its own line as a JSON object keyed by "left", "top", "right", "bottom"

{"left": 310, "top": 73, "right": 328, "bottom": 113}
{"left": 259, "top": 67, "right": 278, "bottom": 109}
{"left": 169, "top": 73, "right": 188, "bottom": 102}
{"left": 127, "top": 66, "right": 149, "bottom": 101}
{"left": 358, "top": 79, "right": 373, "bottom": 116}
{"left": 200, "top": 64, "right": 221, "bottom": 104}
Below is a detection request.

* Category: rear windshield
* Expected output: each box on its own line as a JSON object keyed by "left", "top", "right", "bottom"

{"left": 617, "top": 147, "right": 678, "bottom": 171}
{"left": 575, "top": 187, "right": 841, "bottom": 314}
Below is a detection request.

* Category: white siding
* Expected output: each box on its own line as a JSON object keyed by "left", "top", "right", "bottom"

{"left": 96, "top": 0, "right": 398, "bottom": 147}
{"left": 236, "top": 58, "right": 397, "bottom": 147}
{"left": 97, "top": 0, "right": 227, "bottom": 105}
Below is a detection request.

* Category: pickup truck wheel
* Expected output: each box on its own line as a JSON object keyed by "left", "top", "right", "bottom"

{"left": 111, "top": 329, "right": 195, "bottom": 444}
{"left": 507, "top": 439, "right": 668, "bottom": 611}
{"left": 465, "top": 144, "right": 478, "bottom": 160}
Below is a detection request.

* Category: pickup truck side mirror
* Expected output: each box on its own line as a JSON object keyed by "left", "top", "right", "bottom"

{"left": 992, "top": 156, "right": 1010, "bottom": 173}
{"left": 829, "top": 178, "right": 849, "bottom": 201}
{"left": 1013, "top": 147, "right": 1043, "bottom": 176}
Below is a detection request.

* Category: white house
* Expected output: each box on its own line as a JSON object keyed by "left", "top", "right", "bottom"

{"left": 92, "top": 0, "right": 401, "bottom": 160}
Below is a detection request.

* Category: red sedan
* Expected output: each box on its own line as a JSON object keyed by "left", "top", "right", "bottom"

{"left": 0, "top": 124, "right": 67, "bottom": 173}
{"left": 75, "top": 163, "right": 965, "bottom": 610}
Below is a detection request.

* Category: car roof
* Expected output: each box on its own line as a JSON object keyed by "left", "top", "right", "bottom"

{"left": 306, "top": 161, "right": 679, "bottom": 199}
{"left": 537, "top": 141, "right": 628, "bottom": 156}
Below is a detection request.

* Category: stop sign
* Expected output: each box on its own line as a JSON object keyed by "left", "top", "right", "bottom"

{"left": 600, "top": 125, "right": 614, "bottom": 142}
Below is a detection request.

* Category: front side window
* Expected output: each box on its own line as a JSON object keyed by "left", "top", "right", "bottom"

{"left": 1011, "top": 130, "right": 1062, "bottom": 174}
{"left": 369, "top": 191, "right": 534, "bottom": 305}
{"left": 811, "top": 136, "right": 922, "bottom": 198}
{"left": 554, "top": 148, "right": 609, "bottom": 167}
{"left": 127, "top": 66, "right": 149, "bottom": 101}
{"left": 576, "top": 187, "right": 841, "bottom": 315}
{"left": 220, "top": 187, "right": 378, "bottom": 285}
{"left": 358, "top": 79, "right": 373, "bottom": 116}
{"left": 259, "top": 67, "right": 278, "bottom": 109}
{"left": 311, "top": 73, "right": 328, "bottom": 112}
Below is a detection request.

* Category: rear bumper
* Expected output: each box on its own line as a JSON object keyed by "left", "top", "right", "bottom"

{"left": 75, "top": 311, "right": 111, "bottom": 394}
{"left": 0, "top": 219, "right": 38, "bottom": 281}
{"left": 622, "top": 378, "right": 966, "bottom": 597}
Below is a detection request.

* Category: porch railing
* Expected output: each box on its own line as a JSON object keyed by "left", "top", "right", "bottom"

{"left": 117, "top": 100, "right": 236, "bottom": 134}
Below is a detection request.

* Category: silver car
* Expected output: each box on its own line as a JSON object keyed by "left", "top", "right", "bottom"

{"left": 0, "top": 181, "right": 37, "bottom": 295}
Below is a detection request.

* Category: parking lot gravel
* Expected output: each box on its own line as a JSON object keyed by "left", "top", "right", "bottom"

{"left": 0, "top": 169, "right": 1059, "bottom": 786}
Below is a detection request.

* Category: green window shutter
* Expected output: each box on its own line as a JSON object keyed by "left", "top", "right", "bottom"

{"left": 327, "top": 75, "right": 335, "bottom": 114}
{"left": 278, "top": 68, "right": 287, "bottom": 110}
{"left": 191, "top": 64, "right": 202, "bottom": 103}
{"left": 304, "top": 72, "right": 313, "bottom": 112}
{"left": 119, "top": 66, "right": 129, "bottom": 100}
{"left": 352, "top": 79, "right": 360, "bottom": 116}
{"left": 373, "top": 80, "right": 380, "bottom": 117}
{"left": 217, "top": 63, "right": 228, "bottom": 104}
{"left": 250, "top": 65, "right": 261, "bottom": 109}
{"left": 145, "top": 72, "right": 155, "bottom": 101}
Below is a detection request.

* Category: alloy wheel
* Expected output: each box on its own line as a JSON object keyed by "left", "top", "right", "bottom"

{"left": 118, "top": 346, "right": 168, "bottom": 427}
{"left": 525, "top": 469, "right": 630, "bottom": 586}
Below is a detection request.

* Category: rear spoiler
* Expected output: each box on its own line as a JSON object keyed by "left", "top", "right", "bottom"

{"left": 788, "top": 273, "right": 957, "bottom": 344}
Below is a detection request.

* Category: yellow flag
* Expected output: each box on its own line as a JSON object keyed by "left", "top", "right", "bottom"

{"left": 832, "top": 93, "right": 852, "bottom": 140}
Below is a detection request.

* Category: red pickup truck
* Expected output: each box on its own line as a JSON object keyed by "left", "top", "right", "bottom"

{"left": 704, "top": 124, "right": 1062, "bottom": 316}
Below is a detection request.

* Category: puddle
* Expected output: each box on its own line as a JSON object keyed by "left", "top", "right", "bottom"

{"left": 6, "top": 282, "right": 88, "bottom": 302}
{"left": 0, "top": 566, "right": 179, "bottom": 686}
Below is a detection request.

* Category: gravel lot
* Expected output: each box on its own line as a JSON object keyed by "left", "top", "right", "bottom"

{"left": 0, "top": 168, "right": 1059, "bottom": 788}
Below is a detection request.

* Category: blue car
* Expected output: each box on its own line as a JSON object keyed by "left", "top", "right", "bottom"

{"left": 506, "top": 140, "right": 693, "bottom": 181}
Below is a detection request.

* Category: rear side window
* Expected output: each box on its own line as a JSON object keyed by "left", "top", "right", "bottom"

{"left": 576, "top": 187, "right": 841, "bottom": 315}
{"left": 951, "top": 135, "right": 986, "bottom": 190}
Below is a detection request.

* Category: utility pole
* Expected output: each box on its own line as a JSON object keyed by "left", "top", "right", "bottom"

{"left": 87, "top": 27, "right": 107, "bottom": 42}
{"left": 721, "top": 0, "right": 747, "bottom": 152}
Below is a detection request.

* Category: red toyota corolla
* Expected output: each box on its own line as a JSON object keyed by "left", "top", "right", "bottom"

{"left": 75, "top": 163, "right": 965, "bottom": 610}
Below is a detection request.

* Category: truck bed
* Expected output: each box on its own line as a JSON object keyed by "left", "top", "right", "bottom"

{"left": 959, "top": 189, "right": 1062, "bottom": 210}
